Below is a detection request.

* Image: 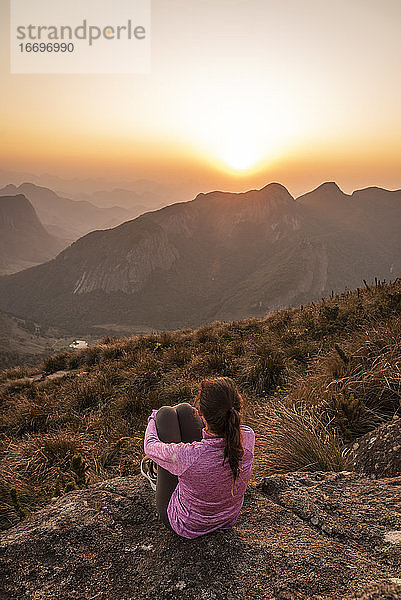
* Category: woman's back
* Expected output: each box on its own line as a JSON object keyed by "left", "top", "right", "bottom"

{"left": 144, "top": 419, "right": 255, "bottom": 538}
{"left": 143, "top": 377, "right": 255, "bottom": 538}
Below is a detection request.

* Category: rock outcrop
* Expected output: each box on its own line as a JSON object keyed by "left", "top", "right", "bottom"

{"left": 349, "top": 418, "right": 401, "bottom": 479}
{"left": 1, "top": 472, "right": 401, "bottom": 599}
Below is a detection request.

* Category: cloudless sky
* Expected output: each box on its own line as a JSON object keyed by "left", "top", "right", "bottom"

{"left": 0, "top": 0, "right": 400, "bottom": 196}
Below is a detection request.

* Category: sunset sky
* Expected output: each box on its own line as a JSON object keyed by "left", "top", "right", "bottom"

{"left": 0, "top": 0, "right": 400, "bottom": 197}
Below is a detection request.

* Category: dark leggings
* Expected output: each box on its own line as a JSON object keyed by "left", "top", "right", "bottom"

{"left": 155, "top": 403, "right": 204, "bottom": 531}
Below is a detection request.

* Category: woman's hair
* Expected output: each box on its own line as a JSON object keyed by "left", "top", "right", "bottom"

{"left": 195, "top": 377, "right": 244, "bottom": 492}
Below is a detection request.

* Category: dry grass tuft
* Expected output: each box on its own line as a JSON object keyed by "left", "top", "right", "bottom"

{"left": 250, "top": 401, "right": 347, "bottom": 478}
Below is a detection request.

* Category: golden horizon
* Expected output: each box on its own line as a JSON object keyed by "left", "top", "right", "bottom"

{"left": 0, "top": 0, "right": 399, "bottom": 196}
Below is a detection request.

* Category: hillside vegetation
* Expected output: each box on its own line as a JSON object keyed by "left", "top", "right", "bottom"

{"left": 0, "top": 278, "right": 400, "bottom": 530}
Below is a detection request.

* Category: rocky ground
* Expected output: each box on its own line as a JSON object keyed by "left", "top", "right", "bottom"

{"left": 349, "top": 417, "right": 401, "bottom": 479}
{"left": 1, "top": 471, "right": 401, "bottom": 600}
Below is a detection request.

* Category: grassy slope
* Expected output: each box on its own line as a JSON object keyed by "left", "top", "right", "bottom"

{"left": 0, "top": 278, "right": 400, "bottom": 529}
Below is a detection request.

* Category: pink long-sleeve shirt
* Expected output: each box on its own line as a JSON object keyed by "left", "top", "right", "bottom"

{"left": 143, "top": 408, "right": 255, "bottom": 539}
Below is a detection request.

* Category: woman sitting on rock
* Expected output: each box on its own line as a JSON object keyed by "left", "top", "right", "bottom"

{"left": 141, "top": 376, "right": 255, "bottom": 539}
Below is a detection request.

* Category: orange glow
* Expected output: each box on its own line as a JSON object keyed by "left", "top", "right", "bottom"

{"left": 0, "top": 0, "right": 399, "bottom": 195}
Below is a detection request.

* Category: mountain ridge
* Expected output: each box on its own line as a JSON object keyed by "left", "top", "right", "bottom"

{"left": 0, "top": 182, "right": 141, "bottom": 244}
{"left": 0, "top": 194, "right": 64, "bottom": 275}
{"left": 0, "top": 182, "right": 399, "bottom": 334}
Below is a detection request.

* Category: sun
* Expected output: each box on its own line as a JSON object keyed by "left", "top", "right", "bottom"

{"left": 192, "top": 104, "right": 277, "bottom": 175}
{"left": 213, "top": 124, "right": 268, "bottom": 174}
{"left": 219, "top": 144, "right": 263, "bottom": 172}
{"left": 178, "top": 83, "right": 297, "bottom": 176}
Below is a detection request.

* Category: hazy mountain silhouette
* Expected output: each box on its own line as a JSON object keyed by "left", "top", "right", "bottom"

{"left": 74, "top": 188, "right": 166, "bottom": 213}
{"left": 0, "top": 169, "right": 194, "bottom": 209}
{"left": 0, "top": 182, "right": 399, "bottom": 333}
{"left": 0, "top": 194, "right": 64, "bottom": 275}
{"left": 0, "top": 183, "right": 135, "bottom": 244}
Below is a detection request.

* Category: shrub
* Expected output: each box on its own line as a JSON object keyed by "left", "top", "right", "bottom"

{"left": 321, "top": 305, "right": 339, "bottom": 322}
{"left": 83, "top": 347, "right": 103, "bottom": 367}
{"left": 267, "top": 310, "right": 292, "bottom": 332}
{"left": 163, "top": 345, "right": 192, "bottom": 368}
{"left": 68, "top": 377, "right": 111, "bottom": 412}
{"left": 240, "top": 344, "right": 285, "bottom": 394}
{"left": 43, "top": 353, "right": 70, "bottom": 374}
{"left": 101, "top": 345, "right": 125, "bottom": 361}
{"left": 324, "top": 393, "right": 382, "bottom": 441}
{"left": 250, "top": 402, "right": 347, "bottom": 476}
{"left": 286, "top": 343, "right": 312, "bottom": 365}
{"left": 0, "top": 366, "right": 28, "bottom": 382}
{"left": 7, "top": 399, "right": 52, "bottom": 436}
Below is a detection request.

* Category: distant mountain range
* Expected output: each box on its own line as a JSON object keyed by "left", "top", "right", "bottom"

{"left": 0, "top": 183, "right": 142, "bottom": 244}
{"left": 0, "top": 169, "right": 193, "bottom": 209}
{"left": 0, "top": 194, "right": 64, "bottom": 275}
{"left": 0, "top": 182, "right": 399, "bottom": 334}
{"left": 72, "top": 187, "right": 166, "bottom": 213}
